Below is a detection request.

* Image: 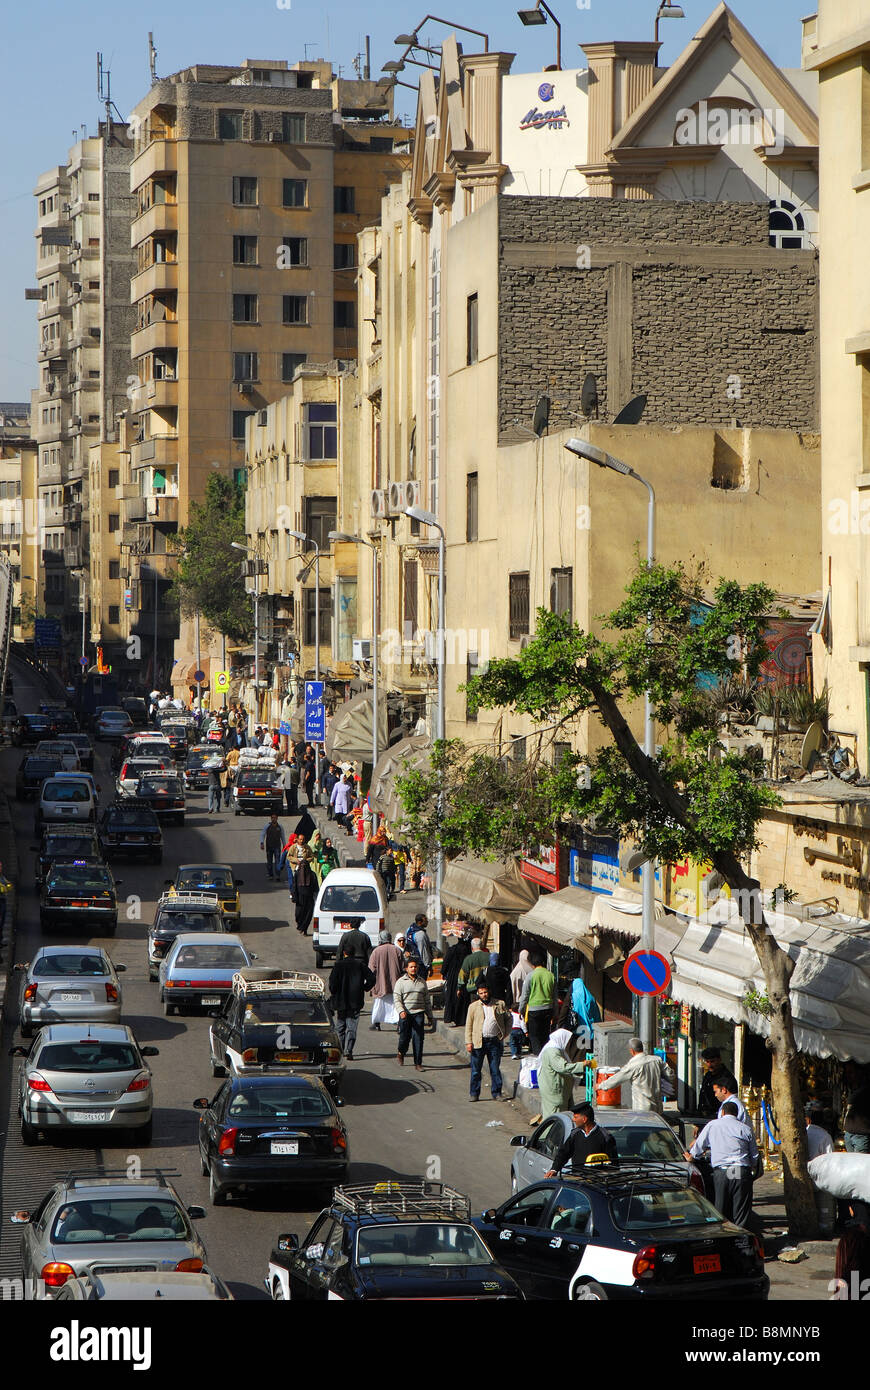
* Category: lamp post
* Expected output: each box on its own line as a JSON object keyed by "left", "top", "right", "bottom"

{"left": 231, "top": 540, "right": 261, "bottom": 734}
{"left": 517, "top": 2, "right": 562, "bottom": 70}
{"left": 564, "top": 437, "right": 657, "bottom": 1052}
{"left": 654, "top": 1, "right": 685, "bottom": 44}
{"left": 328, "top": 530, "right": 380, "bottom": 771}
{"left": 288, "top": 530, "right": 322, "bottom": 795}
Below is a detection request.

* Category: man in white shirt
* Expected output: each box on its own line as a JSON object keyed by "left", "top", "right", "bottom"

{"left": 713, "top": 1080, "right": 748, "bottom": 1123}
{"left": 805, "top": 1102, "right": 834, "bottom": 1159}
{"left": 603, "top": 1037, "right": 670, "bottom": 1115}
{"left": 687, "top": 1101, "right": 759, "bottom": 1227}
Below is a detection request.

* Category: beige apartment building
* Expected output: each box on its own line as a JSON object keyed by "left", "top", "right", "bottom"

{"left": 0, "top": 421, "right": 38, "bottom": 644}
{"left": 125, "top": 57, "right": 410, "bottom": 685}
{"left": 805, "top": 3, "right": 870, "bottom": 771}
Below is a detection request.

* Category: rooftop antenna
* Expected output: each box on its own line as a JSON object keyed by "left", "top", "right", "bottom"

{"left": 149, "top": 31, "right": 158, "bottom": 83}
{"left": 97, "top": 52, "right": 125, "bottom": 141}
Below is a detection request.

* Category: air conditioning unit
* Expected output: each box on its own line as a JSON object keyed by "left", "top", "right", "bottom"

{"left": 519, "top": 635, "right": 533, "bottom": 650}
{"left": 268, "top": 131, "right": 281, "bottom": 142}
{"left": 238, "top": 382, "right": 252, "bottom": 396}
{"left": 352, "top": 637, "right": 372, "bottom": 661}
{"left": 403, "top": 479, "right": 420, "bottom": 510}
{"left": 257, "top": 409, "right": 267, "bottom": 425}
{"left": 383, "top": 481, "right": 402, "bottom": 518}
{"left": 370, "top": 488, "right": 387, "bottom": 519}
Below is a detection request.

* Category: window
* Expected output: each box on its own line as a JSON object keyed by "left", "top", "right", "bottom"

{"left": 232, "top": 410, "right": 255, "bottom": 440}
{"left": 466, "top": 293, "right": 479, "bottom": 365}
{"left": 282, "top": 113, "right": 306, "bottom": 143}
{"left": 550, "top": 567, "right": 572, "bottom": 623}
{"left": 233, "top": 294, "right": 258, "bottom": 323}
{"left": 233, "top": 235, "right": 258, "bottom": 266}
{"left": 466, "top": 472, "right": 478, "bottom": 542}
{"left": 302, "top": 495, "right": 337, "bottom": 551}
{"left": 501, "top": 1189, "right": 550, "bottom": 1228}
{"left": 333, "top": 186, "right": 355, "bottom": 214}
{"left": 88, "top": 192, "right": 100, "bottom": 202}
{"left": 108, "top": 605, "right": 120, "bottom": 624}
{"left": 303, "top": 587, "right": 332, "bottom": 646}
{"left": 282, "top": 352, "right": 307, "bottom": 382}
{"left": 109, "top": 560, "right": 120, "bottom": 580}
{"left": 233, "top": 352, "right": 258, "bottom": 383}
{"left": 333, "top": 243, "right": 356, "bottom": 269}
{"left": 279, "top": 237, "right": 307, "bottom": 267}
{"left": 108, "top": 513, "right": 119, "bottom": 533}
{"left": 306, "top": 402, "right": 337, "bottom": 460}
{"left": 232, "top": 176, "right": 257, "bottom": 206}
{"left": 403, "top": 558, "right": 418, "bottom": 645}
{"left": 219, "top": 110, "right": 243, "bottom": 140}
{"left": 466, "top": 651, "right": 479, "bottom": 723}
{"left": 283, "top": 294, "right": 308, "bottom": 325}
{"left": 509, "top": 571, "right": 530, "bottom": 639}
{"left": 768, "top": 199, "right": 807, "bottom": 250}
{"left": 548, "top": 1187, "right": 592, "bottom": 1233}
{"left": 334, "top": 301, "right": 355, "bottom": 330}
{"left": 283, "top": 179, "right": 307, "bottom": 208}
{"left": 108, "top": 469, "right": 119, "bottom": 489}
{"left": 512, "top": 736, "right": 527, "bottom": 763}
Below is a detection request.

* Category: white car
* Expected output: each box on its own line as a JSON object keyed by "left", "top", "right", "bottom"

{"left": 34, "top": 740, "right": 81, "bottom": 772}
{"left": 312, "top": 867, "right": 387, "bottom": 968}
{"left": 116, "top": 757, "right": 168, "bottom": 797}
{"left": 35, "top": 774, "right": 97, "bottom": 829}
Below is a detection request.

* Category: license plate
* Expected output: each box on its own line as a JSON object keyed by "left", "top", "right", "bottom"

{"left": 275, "top": 1052, "right": 307, "bottom": 1063}
{"left": 128, "top": 834, "right": 144, "bottom": 842}
{"left": 70, "top": 901, "right": 88, "bottom": 908}
{"left": 71, "top": 1111, "right": 112, "bottom": 1123}
{"left": 60, "top": 993, "right": 84, "bottom": 1002}
{"left": 270, "top": 1141, "right": 298, "bottom": 1156}
{"left": 201, "top": 996, "right": 221, "bottom": 1005}
{"left": 254, "top": 790, "right": 266, "bottom": 795}
{"left": 338, "top": 920, "right": 354, "bottom": 930}
{"left": 693, "top": 1254, "right": 721, "bottom": 1275}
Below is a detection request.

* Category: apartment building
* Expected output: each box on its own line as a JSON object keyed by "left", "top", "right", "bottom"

{"left": 0, "top": 416, "right": 38, "bottom": 644}
{"left": 28, "top": 124, "right": 135, "bottom": 663}
{"left": 124, "top": 57, "right": 410, "bottom": 682}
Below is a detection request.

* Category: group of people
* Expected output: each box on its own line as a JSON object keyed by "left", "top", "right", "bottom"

{"left": 258, "top": 813, "right": 342, "bottom": 934}
{"left": 325, "top": 918, "right": 439, "bottom": 1069}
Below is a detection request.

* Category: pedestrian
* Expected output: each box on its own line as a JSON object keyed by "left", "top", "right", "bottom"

{"left": 0, "top": 859, "right": 10, "bottom": 941}
{"left": 330, "top": 774, "right": 353, "bottom": 831}
{"left": 366, "top": 821, "right": 387, "bottom": 870}
{"left": 271, "top": 727, "right": 280, "bottom": 751}
{"left": 537, "top": 1028, "right": 590, "bottom": 1119}
{"left": 407, "top": 914, "right": 434, "bottom": 981}
{"left": 566, "top": 975, "right": 601, "bottom": 1040}
{"left": 322, "top": 762, "right": 339, "bottom": 819}
{"left": 308, "top": 830, "right": 325, "bottom": 885}
{"left": 545, "top": 1101, "right": 619, "bottom": 1176}
{"left": 328, "top": 942, "right": 375, "bottom": 1061}
{"left": 441, "top": 927, "right": 473, "bottom": 1026}
{"left": 843, "top": 1063, "right": 870, "bottom": 1153}
{"left": 509, "top": 1007, "right": 527, "bottom": 1059}
{"left": 225, "top": 743, "right": 240, "bottom": 789}
{"left": 517, "top": 948, "right": 556, "bottom": 1056}
{"left": 394, "top": 958, "right": 434, "bottom": 1071}
{"left": 834, "top": 1201, "right": 870, "bottom": 1297}
{"left": 465, "top": 982, "right": 511, "bottom": 1101}
{"left": 409, "top": 847, "right": 423, "bottom": 891}
{"left": 290, "top": 852, "right": 317, "bottom": 935}
{"left": 712, "top": 1079, "right": 748, "bottom": 1122}
{"left": 600, "top": 1036, "right": 670, "bottom": 1115}
{"left": 457, "top": 937, "right": 490, "bottom": 1010}
{"left": 478, "top": 950, "right": 512, "bottom": 1005}
{"left": 206, "top": 759, "right": 223, "bottom": 815}
{"left": 278, "top": 757, "right": 299, "bottom": 815}
{"left": 278, "top": 835, "right": 296, "bottom": 897}
{"left": 302, "top": 753, "right": 316, "bottom": 807}
{"left": 393, "top": 844, "right": 408, "bottom": 893}
{"left": 698, "top": 1046, "right": 739, "bottom": 1117}
{"left": 219, "top": 759, "right": 231, "bottom": 808}
{"left": 510, "top": 948, "right": 534, "bottom": 1007}
{"left": 687, "top": 1100, "right": 759, "bottom": 1228}
{"left": 380, "top": 849, "right": 397, "bottom": 900}
{"left": 368, "top": 930, "right": 403, "bottom": 1031}
{"left": 806, "top": 1101, "right": 835, "bottom": 1236}
{"left": 340, "top": 919, "right": 373, "bottom": 963}
{"left": 315, "top": 836, "right": 340, "bottom": 880}
{"left": 259, "top": 812, "right": 286, "bottom": 880}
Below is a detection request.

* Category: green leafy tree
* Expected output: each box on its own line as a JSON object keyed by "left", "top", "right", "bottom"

{"left": 397, "top": 560, "right": 818, "bottom": 1236}
{"left": 170, "top": 475, "right": 253, "bottom": 645}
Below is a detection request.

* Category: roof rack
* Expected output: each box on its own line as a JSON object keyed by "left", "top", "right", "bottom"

{"left": 232, "top": 967, "right": 325, "bottom": 997}
{"left": 561, "top": 1161, "right": 692, "bottom": 1190}
{"left": 332, "top": 1181, "right": 471, "bottom": 1219}
{"left": 157, "top": 891, "right": 221, "bottom": 910}
{"left": 55, "top": 1167, "right": 181, "bottom": 1188}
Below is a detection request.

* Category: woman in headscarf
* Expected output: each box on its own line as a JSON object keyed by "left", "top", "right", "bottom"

{"left": 537, "top": 1027, "right": 590, "bottom": 1120}
{"left": 368, "top": 930, "right": 403, "bottom": 1031}
{"left": 441, "top": 927, "right": 473, "bottom": 1026}
{"left": 479, "top": 950, "right": 512, "bottom": 1005}
{"left": 510, "top": 949, "right": 534, "bottom": 1007}
{"left": 290, "top": 841, "right": 317, "bottom": 936}
{"left": 316, "top": 836, "right": 340, "bottom": 880}
{"left": 308, "top": 830, "right": 324, "bottom": 884}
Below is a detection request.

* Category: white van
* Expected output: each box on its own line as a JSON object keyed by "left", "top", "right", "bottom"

{"left": 35, "top": 773, "right": 98, "bottom": 830}
{"left": 311, "top": 867, "right": 387, "bottom": 968}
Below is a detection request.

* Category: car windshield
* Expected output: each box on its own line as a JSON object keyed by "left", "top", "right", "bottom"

{"left": 101, "top": 713, "right": 131, "bottom": 724}
{"left": 603, "top": 1124, "right": 686, "bottom": 1162}
{"left": 356, "top": 1223, "right": 493, "bottom": 1267}
{"left": 156, "top": 912, "right": 220, "bottom": 933}
{"left": 172, "top": 944, "right": 247, "bottom": 968}
{"left": 38, "top": 1041, "right": 139, "bottom": 1072}
{"left": 43, "top": 835, "right": 98, "bottom": 857}
{"left": 238, "top": 771, "right": 277, "bottom": 787}
{"left": 319, "top": 885, "right": 380, "bottom": 912}
{"left": 51, "top": 1199, "right": 188, "bottom": 1244}
{"left": 178, "top": 869, "right": 233, "bottom": 891}
{"left": 32, "top": 953, "right": 107, "bottom": 977}
{"left": 48, "top": 868, "right": 113, "bottom": 893}
{"left": 226, "top": 1087, "right": 333, "bottom": 1119}
{"left": 610, "top": 1188, "right": 724, "bottom": 1230}
{"left": 42, "top": 784, "right": 90, "bottom": 802}
{"left": 243, "top": 999, "right": 331, "bottom": 1024}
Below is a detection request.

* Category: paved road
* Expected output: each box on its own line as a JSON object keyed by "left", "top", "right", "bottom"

{"left": 0, "top": 677, "right": 520, "bottom": 1298}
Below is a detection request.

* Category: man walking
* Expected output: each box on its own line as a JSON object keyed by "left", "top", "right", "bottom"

{"left": 407, "top": 913, "right": 433, "bottom": 980}
{"left": 600, "top": 1036, "right": 670, "bottom": 1115}
{"left": 330, "top": 774, "right": 353, "bottom": 831}
{"left": 328, "top": 943, "right": 375, "bottom": 1061}
{"left": 517, "top": 949, "right": 556, "bottom": 1056}
{"left": 278, "top": 757, "right": 299, "bottom": 815}
{"left": 394, "top": 958, "right": 434, "bottom": 1071}
{"left": 465, "top": 982, "right": 511, "bottom": 1102}
{"left": 545, "top": 1102, "right": 619, "bottom": 1175}
{"left": 206, "top": 760, "right": 223, "bottom": 816}
{"left": 340, "top": 918, "right": 373, "bottom": 963}
{"left": 259, "top": 812, "right": 286, "bottom": 880}
{"left": 687, "top": 1101, "right": 759, "bottom": 1228}
{"left": 458, "top": 937, "right": 490, "bottom": 1009}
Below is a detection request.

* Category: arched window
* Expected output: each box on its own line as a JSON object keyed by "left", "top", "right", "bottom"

{"left": 769, "top": 199, "right": 807, "bottom": 250}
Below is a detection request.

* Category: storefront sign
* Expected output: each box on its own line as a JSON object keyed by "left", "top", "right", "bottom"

{"left": 570, "top": 835, "right": 619, "bottom": 895}
{"left": 520, "top": 104, "right": 570, "bottom": 132}
{"left": 521, "top": 842, "right": 559, "bottom": 890}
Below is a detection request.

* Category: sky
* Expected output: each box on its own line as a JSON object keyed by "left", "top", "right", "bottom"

{"left": 0, "top": 0, "right": 812, "bottom": 402}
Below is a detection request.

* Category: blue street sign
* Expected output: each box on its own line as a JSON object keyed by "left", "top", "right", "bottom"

{"left": 623, "top": 950, "right": 672, "bottom": 997}
{"left": 194, "top": 670, "right": 206, "bottom": 684}
{"left": 79, "top": 657, "right": 89, "bottom": 668}
{"left": 35, "top": 618, "right": 62, "bottom": 649}
{"left": 304, "top": 681, "right": 324, "bottom": 742}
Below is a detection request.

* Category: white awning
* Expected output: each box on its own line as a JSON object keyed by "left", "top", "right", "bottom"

{"left": 671, "top": 899, "right": 870, "bottom": 1062}
{"left": 324, "top": 691, "right": 389, "bottom": 762}
{"left": 517, "top": 885, "right": 599, "bottom": 955}
{"left": 441, "top": 856, "right": 539, "bottom": 925}
{"left": 589, "top": 889, "right": 687, "bottom": 960}
{"left": 369, "top": 735, "right": 431, "bottom": 825}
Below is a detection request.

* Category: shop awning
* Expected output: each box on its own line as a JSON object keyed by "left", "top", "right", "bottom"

{"left": 517, "top": 885, "right": 599, "bottom": 957}
{"left": 441, "top": 856, "right": 539, "bottom": 925}
{"left": 589, "top": 890, "right": 687, "bottom": 960}
{"left": 369, "top": 735, "right": 431, "bottom": 825}
{"left": 671, "top": 899, "right": 870, "bottom": 1062}
{"left": 324, "top": 691, "right": 388, "bottom": 762}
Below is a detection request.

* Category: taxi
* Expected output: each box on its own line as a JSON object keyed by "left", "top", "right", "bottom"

{"left": 166, "top": 864, "right": 244, "bottom": 925}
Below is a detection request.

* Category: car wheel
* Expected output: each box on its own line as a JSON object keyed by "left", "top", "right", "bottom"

{"left": 209, "top": 1169, "right": 227, "bottom": 1206}
{"left": 163, "top": 996, "right": 175, "bottom": 1017}
{"left": 20, "top": 1022, "right": 33, "bottom": 1040}
{"left": 138, "top": 1117, "right": 153, "bottom": 1146}
{"left": 39, "top": 914, "right": 50, "bottom": 931}
{"left": 571, "top": 1280, "right": 607, "bottom": 1301}
{"left": 272, "top": 1277, "right": 286, "bottom": 1301}
{"left": 148, "top": 969, "right": 157, "bottom": 983}
{"left": 200, "top": 1148, "right": 209, "bottom": 1176}
{"left": 314, "top": 951, "right": 324, "bottom": 968}
{"left": 20, "top": 1117, "right": 37, "bottom": 1147}
{"left": 105, "top": 919, "right": 117, "bottom": 936}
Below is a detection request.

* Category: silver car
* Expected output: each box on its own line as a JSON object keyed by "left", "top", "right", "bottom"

{"left": 509, "top": 1110, "right": 705, "bottom": 1194}
{"left": 11, "top": 1175, "right": 207, "bottom": 1300}
{"left": 53, "top": 1267, "right": 232, "bottom": 1300}
{"left": 13, "top": 1023, "right": 159, "bottom": 1145}
{"left": 16, "top": 946, "right": 126, "bottom": 1037}
{"left": 159, "top": 932, "right": 253, "bottom": 1016}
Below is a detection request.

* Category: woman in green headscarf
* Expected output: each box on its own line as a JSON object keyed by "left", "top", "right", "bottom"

{"left": 315, "top": 835, "right": 340, "bottom": 881}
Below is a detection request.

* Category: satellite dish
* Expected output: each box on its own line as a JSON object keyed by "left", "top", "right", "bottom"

{"left": 581, "top": 374, "right": 599, "bottom": 417}
{"left": 532, "top": 394, "right": 551, "bottom": 437}
{"left": 800, "top": 720, "right": 825, "bottom": 771}
{"left": 613, "top": 394, "right": 648, "bottom": 426}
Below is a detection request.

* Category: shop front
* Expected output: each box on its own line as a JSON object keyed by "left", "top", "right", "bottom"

{"left": 440, "top": 855, "right": 539, "bottom": 955}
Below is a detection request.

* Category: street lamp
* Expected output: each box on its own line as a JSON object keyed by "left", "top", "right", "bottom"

{"left": 654, "top": 1, "right": 685, "bottom": 44}
{"left": 231, "top": 540, "right": 262, "bottom": 734}
{"left": 517, "top": 2, "right": 562, "bottom": 70}
{"left": 328, "top": 530, "right": 380, "bottom": 770}
{"left": 288, "top": 530, "right": 323, "bottom": 792}
{"left": 70, "top": 566, "right": 88, "bottom": 669}
{"left": 564, "top": 436, "right": 657, "bottom": 1052}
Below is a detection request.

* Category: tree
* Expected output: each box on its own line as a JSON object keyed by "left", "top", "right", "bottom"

{"left": 397, "top": 560, "right": 818, "bottom": 1236}
{"left": 169, "top": 475, "right": 253, "bottom": 646}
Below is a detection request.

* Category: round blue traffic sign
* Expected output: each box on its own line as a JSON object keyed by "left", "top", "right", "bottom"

{"left": 623, "top": 949, "right": 672, "bottom": 997}
{"left": 79, "top": 657, "right": 89, "bottom": 667}
{"left": 194, "top": 670, "right": 206, "bottom": 683}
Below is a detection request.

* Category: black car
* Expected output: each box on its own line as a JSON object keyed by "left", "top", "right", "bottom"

{"left": 99, "top": 800, "right": 164, "bottom": 863}
{"left": 208, "top": 969, "right": 344, "bottom": 1091}
{"left": 160, "top": 722, "right": 190, "bottom": 760}
{"left": 473, "top": 1165, "right": 769, "bottom": 1301}
{"left": 184, "top": 745, "right": 213, "bottom": 791}
{"left": 62, "top": 734, "right": 94, "bottom": 772}
{"left": 232, "top": 768, "right": 283, "bottom": 816}
{"left": 15, "top": 754, "right": 65, "bottom": 801}
{"left": 120, "top": 696, "right": 150, "bottom": 726}
{"left": 194, "top": 1074, "right": 349, "bottom": 1207}
{"left": 49, "top": 709, "right": 79, "bottom": 736}
{"left": 134, "top": 773, "right": 185, "bottom": 825}
{"left": 32, "top": 826, "right": 104, "bottom": 889}
{"left": 39, "top": 861, "right": 121, "bottom": 934}
{"left": 13, "top": 714, "right": 55, "bottom": 747}
{"left": 266, "top": 1182, "right": 524, "bottom": 1301}
{"left": 148, "top": 892, "right": 225, "bottom": 981}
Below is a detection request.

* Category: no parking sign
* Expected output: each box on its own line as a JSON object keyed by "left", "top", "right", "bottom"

{"left": 622, "top": 950, "right": 672, "bottom": 997}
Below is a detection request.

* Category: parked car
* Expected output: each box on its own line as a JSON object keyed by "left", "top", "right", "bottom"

{"left": 134, "top": 771, "right": 186, "bottom": 825}
{"left": 266, "top": 1182, "right": 523, "bottom": 1302}
{"left": 13, "top": 713, "right": 55, "bottom": 746}
{"left": 62, "top": 733, "right": 94, "bottom": 771}
{"left": 116, "top": 756, "right": 169, "bottom": 798}
{"left": 208, "top": 968, "right": 344, "bottom": 1092}
{"left": 54, "top": 1267, "right": 232, "bottom": 1301}
{"left": 195, "top": 1074, "right": 348, "bottom": 1206}
{"left": 98, "top": 800, "right": 163, "bottom": 863}
{"left": 11, "top": 1173, "right": 207, "bottom": 1298}
{"left": 184, "top": 744, "right": 213, "bottom": 791}
{"left": 94, "top": 709, "right": 133, "bottom": 741}
{"left": 159, "top": 933, "right": 254, "bottom": 1016}
{"left": 12, "top": 1022, "right": 158, "bottom": 1145}
{"left": 232, "top": 768, "right": 283, "bottom": 816}
{"left": 147, "top": 893, "right": 224, "bottom": 982}
{"left": 167, "top": 864, "right": 243, "bottom": 924}
{"left": 311, "top": 868, "right": 387, "bottom": 968}
{"left": 39, "top": 861, "right": 121, "bottom": 934}
{"left": 120, "top": 695, "right": 150, "bottom": 726}
{"left": 15, "top": 754, "right": 64, "bottom": 801}
{"left": 510, "top": 1110, "right": 706, "bottom": 1195}
{"left": 32, "top": 825, "right": 103, "bottom": 889}
{"left": 35, "top": 775, "right": 97, "bottom": 831}
{"left": 15, "top": 945, "right": 126, "bottom": 1037}
{"left": 472, "top": 1165, "right": 769, "bottom": 1301}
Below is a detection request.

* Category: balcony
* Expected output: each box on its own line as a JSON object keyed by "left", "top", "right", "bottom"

{"left": 115, "top": 482, "right": 140, "bottom": 500}
{"left": 131, "top": 202, "right": 178, "bottom": 246}
{"left": 42, "top": 549, "right": 65, "bottom": 566}
{"left": 38, "top": 460, "right": 62, "bottom": 485}
{"left": 146, "top": 494, "right": 178, "bottom": 526}
{"left": 131, "top": 138, "right": 178, "bottom": 184}
{"left": 130, "top": 320, "right": 178, "bottom": 359}
{"left": 42, "top": 504, "right": 64, "bottom": 526}
{"left": 144, "top": 378, "right": 178, "bottom": 409}
{"left": 130, "top": 261, "right": 177, "bottom": 302}
{"left": 130, "top": 435, "right": 179, "bottom": 470}
{"left": 64, "top": 544, "right": 84, "bottom": 569}
{"left": 124, "top": 496, "right": 148, "bottom": 522}
{"left": 63, "top": 503, "right": 83, "bottom": 525}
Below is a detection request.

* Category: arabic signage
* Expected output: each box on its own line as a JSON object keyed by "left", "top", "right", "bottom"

{"left": 305, "top": 680, "right": 325, "bottom": 742}
{"left": 521, "top": 842, "right": 560, "bottom": 891}
{"left": 570, "top": 834, "right": 620, "bottom": 896}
